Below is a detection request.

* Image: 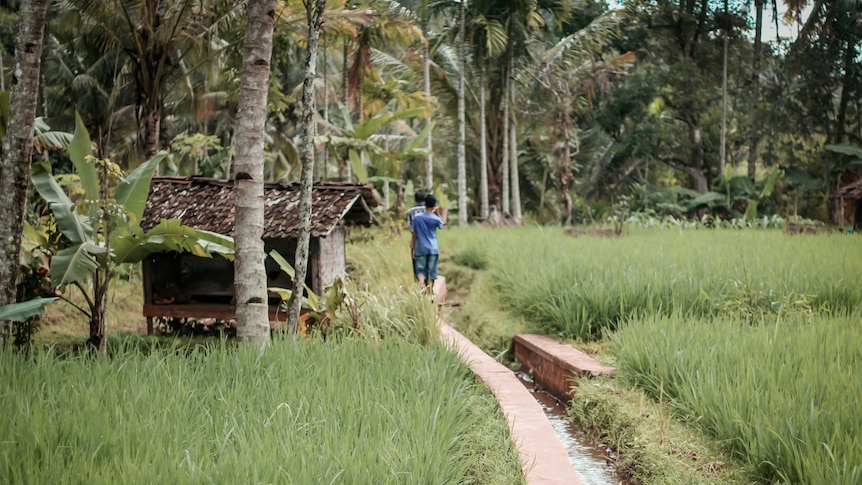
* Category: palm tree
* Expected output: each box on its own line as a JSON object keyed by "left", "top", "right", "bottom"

{"left": 58, "top": 0, "right": 245, "bottom": 160}
{"left": 233, "top": 0, "right": 276, "bottom": 349}
{"left": 457, "top": 0, "right": 467, "bottom": 225}
{"left": 0, "top": 0, "right": 50, "bottom": 314}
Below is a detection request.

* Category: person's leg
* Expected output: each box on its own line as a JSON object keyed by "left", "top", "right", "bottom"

{"left": 426, "top": 254, "right": 439, "bottom": 295}
{"left": 414, "top": 254, "right": 428, "bottom": 287}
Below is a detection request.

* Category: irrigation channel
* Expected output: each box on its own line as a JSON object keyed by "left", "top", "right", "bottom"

{"left": 515, "top": 370, "right": 622, "bottom": 485}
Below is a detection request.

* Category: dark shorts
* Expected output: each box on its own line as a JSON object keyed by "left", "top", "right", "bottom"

{"left": 413, "top": 254, "right": 439, "bottom": 280}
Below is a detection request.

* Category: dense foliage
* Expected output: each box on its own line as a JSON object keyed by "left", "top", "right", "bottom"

{"left": 0, "top": 0, "right": 857, "bottom": 226}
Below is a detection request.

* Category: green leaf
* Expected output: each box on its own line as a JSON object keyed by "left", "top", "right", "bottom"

{"left": 825, "top": 143, "right": 862, "bottom": 159}
{"left": 268, "top": 249, "right": 296, "bottom": 279}
{"left": 267, "top": 249, "right": 319, "bottom": 310}
{"left": 0, "top": 297, "right": 58, "bottom": 322}
{"left": 268, "top": 287, "right": 293, "bottom": 301}
{"left": 744, "top": 201, "right": 758, "bottom": 221}
{"left": 759, "top": 168, "right": 782, "bottom": 199}
{"left": 112, "top": 220, "right": 233, "bottom": 264}
{"left": 69, "top": 112, "right": 99, "bottom": 203}
{"left": 405, "top": 121, "right": 435, "bottom": 152}
{"left": 349, "top": 149, "right": 369, "bottom": 183}
{"left": 50, "top": 242, "right": 105, "bottom": 286}
{"left": 683, "top": 191, "right": 724, "bottom": 211}
{"left": 116, "top": 152, "right": 168, "bottom": 221}
{"left": 31, "top": 162, "right": 92, "bottom": 244}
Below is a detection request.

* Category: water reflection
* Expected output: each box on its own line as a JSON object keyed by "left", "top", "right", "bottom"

{"left": 516, "top": 371, "right": 620, "bottom": 485}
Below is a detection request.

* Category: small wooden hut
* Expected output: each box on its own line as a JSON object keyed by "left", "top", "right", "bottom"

{"left": 833, "top": 178, "right": 862, "bottom": 230}
{"left": 139, "top": 176, "right": 377, "bottom": 329}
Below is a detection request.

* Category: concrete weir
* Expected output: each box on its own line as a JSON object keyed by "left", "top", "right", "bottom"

{"left": 513, "top": 334, "right": 616, "bottom": 401}
{"left": 434, "top": 278, "right": 591, "bottom": 484}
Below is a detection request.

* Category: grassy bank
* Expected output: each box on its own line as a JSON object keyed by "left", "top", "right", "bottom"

{"left": 1, "top": 338, "right": 522, "bottom": 484}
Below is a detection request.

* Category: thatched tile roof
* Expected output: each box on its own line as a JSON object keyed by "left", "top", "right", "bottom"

{"left": 141, "top": 177, "right": 377, "bottom": 238}
{"left": 834, "top": 178, "right": 862, "bottom": 200}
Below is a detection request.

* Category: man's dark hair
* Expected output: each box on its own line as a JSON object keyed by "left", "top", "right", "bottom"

{"left": 414, "top": 190, "right": 426, "bottom": 204}
{"left": 424, "top": 194, "right": 437, "bottom": 208}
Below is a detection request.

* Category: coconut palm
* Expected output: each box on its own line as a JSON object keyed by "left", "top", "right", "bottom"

{"left": 56, "top": 0, "right": 246, "bottom": 160}
{"left": 233, "top": 0, "right": 276, "bottom": 349}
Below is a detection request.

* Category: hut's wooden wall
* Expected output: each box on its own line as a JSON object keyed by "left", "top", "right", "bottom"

{"left": 316, "top": 225, "right": 345, "bottom": 293}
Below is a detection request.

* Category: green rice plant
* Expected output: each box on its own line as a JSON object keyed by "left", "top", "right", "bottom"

{"left": 0, "top": 338, "right": 523, "bottom": 484}
{"left": 568, "top": 377, "right": 755, "bottom": 484}
{"left": 613, "top": 312, "right": 862, "bottom": 484}
{"left": 441, "top": 226, "right": 862, "bottom": 339}
{"left": 449, "top": 245, "right": 489, "bottom": 270}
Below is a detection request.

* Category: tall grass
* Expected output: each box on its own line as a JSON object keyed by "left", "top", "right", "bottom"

{"left": 0, "top": 338, "right": 522, "bottom": 484}
{"left": 444, "top": 227, "right": 862, "bottom": 339}
{"left": 613, "top": 312, "right": 862, "bottom": 484}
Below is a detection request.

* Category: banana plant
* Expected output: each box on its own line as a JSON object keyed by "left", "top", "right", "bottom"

{"left": 320, "top": 101, "right": 426, "bottom": 182}
{"left": 31, "top": 112, "right": 234, "bottom": 350}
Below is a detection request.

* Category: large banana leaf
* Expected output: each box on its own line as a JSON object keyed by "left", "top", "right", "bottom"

{"left": 31, "top": 162, "right": 93, "bottom": 244}
{"left": 111, "top": 219, "right": 234, "bottom": 264}
{"left": 682, "top": 191, "right": 724, "bottom": 212}
{"left": 50, "top": 242, "right": 105, "bottom": 286}
{"left": 268, "top": 250, "right": 319, "bottom": 311}
{"left": 0, "top": 297, "right": 58, "bottom": 322}
{"left": 68, "top": 112, "right": 99, "bottom": 204}
{"left": 349, "top": 149, "right": 369, "bottom": 183}
{"left": 115, "top": 152, "right": 168, "bottom": 222}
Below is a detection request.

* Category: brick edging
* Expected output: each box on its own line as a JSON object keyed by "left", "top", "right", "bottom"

{"left": 437, "top": 322, "right": 582, "bottom": 484}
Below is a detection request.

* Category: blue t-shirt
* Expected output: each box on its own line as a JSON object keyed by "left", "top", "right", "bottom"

{"left": 411, "top": 211, "right": 444, "bottom": 256}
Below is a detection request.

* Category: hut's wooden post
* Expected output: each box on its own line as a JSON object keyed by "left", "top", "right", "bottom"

{"left": 146, "top": 316, "right": 154, "bottom": 336}
{"left": 840, "top": 196, "right": 845, "bottom": 231}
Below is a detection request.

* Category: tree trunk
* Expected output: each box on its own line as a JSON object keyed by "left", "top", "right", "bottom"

{"left": 456, "top": 0, "right": 467, "bottom": 225}
{"left": 322, "top": 37, "right": 328, "bottom": 181}
{"left": 501, "top": 61, "right": 510, "bottom": 216}
{"left": 342, "top": 39, "right": 352, "bottom": 181}
{"left": 143, "top": 108, "right": 161, "bottom": 159}
{"left": 479, "top": 66, "right": 489, "bottom": 220}
{"left": 423, "top": 22, "right": 434, "bottom": 191}
{"left": 509, "top": 57, "right": 521, "bottom": 224}
{"left": 0, "top": 0, "right": 50, "bottom": 321}
{"left": 286, "top": 0, "right": 325, "bottom": 335}
{"left": 233, "top": 0, "right": 276, "bottom": 349}
{"left": 747, "top": 0, "right": 763, "bottom": 184}
{"left": 720, "top": 19, "right": 728, "bottom": 179}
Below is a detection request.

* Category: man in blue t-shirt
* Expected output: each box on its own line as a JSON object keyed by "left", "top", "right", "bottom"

{"left": 406, "top": 190, "right": 426, "bottom": 279}
{"left": 410, "top": 194, "right": 446, "bottom": 291}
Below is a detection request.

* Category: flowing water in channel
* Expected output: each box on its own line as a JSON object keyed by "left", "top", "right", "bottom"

{"left": 515, "top": 371, "right": 622, "bottom": 485}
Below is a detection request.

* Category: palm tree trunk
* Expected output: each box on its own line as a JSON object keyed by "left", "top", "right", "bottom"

{"left": 747, "top": 0, "right": 763, "bottom": 184}
{"left": 509, "top": 57, "right": 521, "bottom": 224}
{"left": 322, "top": 36, "right": 329, "bottom": 180}
{"left": 423, "top": 22, "right": 434, "bottom": 190}
{"left": 342, "top": 39, "right": 352, "bottom": 181}
{"left": 456, "top": 0, "right": 467, "bottom": 225}
{"left": 286, "top": 0, "right": 326, "bottom": 335}
{"left": 0, "top": 0, "right": 50, "bottom": 317}
{"left": 479, "top": 66, "right": 489, "bottom": 221}
{"left": 720, "top": 16, "right": 728, "bottom": 179}
{"left": 233, "top": 0, "right": 276, "bottom": 349}
{"left": 501, "top": 63, "right": 510, "bottom": 216}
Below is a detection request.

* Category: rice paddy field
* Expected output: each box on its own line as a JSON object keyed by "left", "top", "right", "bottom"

{"left": 435, "top": 225, "right": 862, "bottom": 484}
{"left": 0, "top": 338, "right": 523, "bottom": 484}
